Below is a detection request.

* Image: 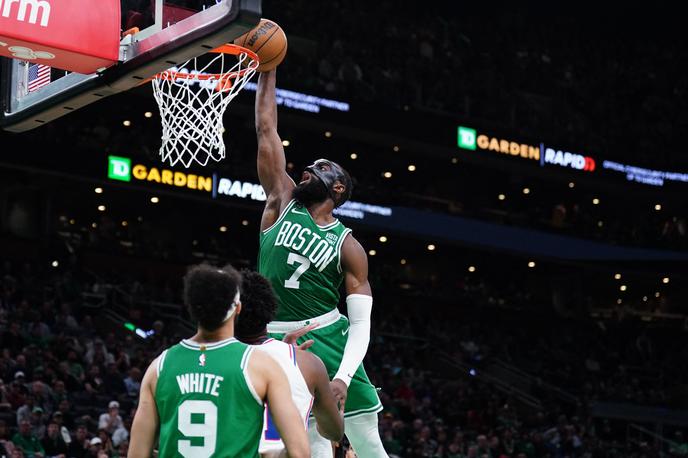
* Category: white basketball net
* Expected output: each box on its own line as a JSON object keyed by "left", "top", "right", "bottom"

{"left": 152, "top": 48, "right": 258, "bottom": 168}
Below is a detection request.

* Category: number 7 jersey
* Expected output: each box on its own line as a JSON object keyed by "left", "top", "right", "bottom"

{"left": 259, "top": 200, "right": 352, "bottom": 322}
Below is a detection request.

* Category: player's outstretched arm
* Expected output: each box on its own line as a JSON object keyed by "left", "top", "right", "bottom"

{"left": 255, "top": 70, "right": 295, "bottom": 231}
{"left": 295, "top": 350, "right": 344, "bottom": 442}
{"left": 249, "top": 349, "right": 310, "bottom": 458}
{"left": 331, "top": 235, "right": 373, "bottom": 403}
{"left": 129, "top": 357, "right": 160, "bottom": 458}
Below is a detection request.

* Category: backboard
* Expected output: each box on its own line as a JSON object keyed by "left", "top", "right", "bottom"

{"left": 0, "top": 0, "right": 261, "bottom": 132}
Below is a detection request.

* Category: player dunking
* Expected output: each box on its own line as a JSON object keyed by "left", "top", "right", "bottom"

{"left": 128, "top": 264, "right": 310, "bottom": 458}
{"left": 255, "top": 69, "right": 389, "bottom": 457}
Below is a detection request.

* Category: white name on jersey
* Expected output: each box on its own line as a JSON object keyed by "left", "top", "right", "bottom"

{"left": 274, "top": 221, "right": 337, "bottom": 272}
{"left": 176, "top": 373, "right": 224, "bottom": 397}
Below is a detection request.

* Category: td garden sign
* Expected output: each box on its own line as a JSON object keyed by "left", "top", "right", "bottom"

{"left": 457, "top": 126, "right": 596, "bottom": 173}
{"left": 106, "top": 156, "right": 392, "bottom": 219}
{"left": 107, "top": 155, "right": 266, "bottom": 201}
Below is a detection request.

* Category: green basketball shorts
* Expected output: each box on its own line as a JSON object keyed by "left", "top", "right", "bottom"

{"left": 269, "top": 315, "right": 382, "bottom": 418}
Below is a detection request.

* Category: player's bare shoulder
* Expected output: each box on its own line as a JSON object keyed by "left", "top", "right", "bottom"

{"left": 341, "top": 234, "right": 367, "bottom": 271}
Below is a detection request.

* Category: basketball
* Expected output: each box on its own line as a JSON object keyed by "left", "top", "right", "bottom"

{"left": 234, "top": 19, "right": 288, "bottom": 72}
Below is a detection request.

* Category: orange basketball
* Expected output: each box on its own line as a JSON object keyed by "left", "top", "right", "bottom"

{"left": 234, "top": 19, "right": 287, "bottom": 72}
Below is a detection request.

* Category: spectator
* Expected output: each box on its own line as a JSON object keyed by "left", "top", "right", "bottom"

{"left": 66, "top": 425, "right": 88, "bottom": 458}
{"left": 11, "top": 420, "right": 44, "bottom": 458}
{"left": 122, "top": 368, "right": 141, "bottom": 398}
{"left": 101, "top": 363, "right": 124, "bottom": 396}
{"left": 30, "top": 407, "right": 45, "bottom": 440}
{"left": 95, "top": 430, "right": 114, "bottom": 456}
{"left": 86, "top": 437, "right": 102, "bottom": 458}
{"left": 97, "top": 401, "right": 122, "bottom": 435}
{"left": 41, "top": 422, "right": 67, "bottom": 458}
{"left": 54, "top": 400, "right": 74, "bottom": 431}
{"left": 0, "top": 420, "right": 17, "bottom": 457}
{"left": 15, "top": 395, "right": 35, "bottom": 427}
{"left": 50, "top": 412, "right": 71, "bottom": 446}
{"left": 111, "top": 416, "right": 131, "bottom": 448}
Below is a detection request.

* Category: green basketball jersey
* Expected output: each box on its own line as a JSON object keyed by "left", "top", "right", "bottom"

{"left": 259, "top": 200, "right": 352, "bottom": 321}
{"left": 155, "top": 337, "right": 264, "bottom": 458}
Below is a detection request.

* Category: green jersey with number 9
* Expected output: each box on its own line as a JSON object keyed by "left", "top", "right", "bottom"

{"left": 155, "top": 337, "right": 264, "bottom": 458}
{"left": 259, "top": 200, "right": 352, "bottom": 322}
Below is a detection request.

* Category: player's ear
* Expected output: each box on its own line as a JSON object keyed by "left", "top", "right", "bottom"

{"left": 234, "top": 301, "right": 242, "bottom": 316}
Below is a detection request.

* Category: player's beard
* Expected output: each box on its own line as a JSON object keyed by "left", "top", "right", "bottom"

{"left": 293, "top": 177, "right": 328, "bottom": 207}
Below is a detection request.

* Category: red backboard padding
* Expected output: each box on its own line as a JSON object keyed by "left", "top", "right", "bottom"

{"left": 0, "top": 0, "right": 120, "bottom": 74}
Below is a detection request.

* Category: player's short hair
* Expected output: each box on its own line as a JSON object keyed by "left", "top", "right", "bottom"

{"left": 235, "top": 270, "right": 278, "bottom": 339}
{"left": 183, "top": 263, "right": 241, "bottom": 331}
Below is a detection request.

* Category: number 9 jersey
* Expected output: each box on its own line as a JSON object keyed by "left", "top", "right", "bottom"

{"left": 155, "top": 338, "right": 264, "bottom": 457}
{"left": 259, "top": 199, "right": 352, "bottom": 322}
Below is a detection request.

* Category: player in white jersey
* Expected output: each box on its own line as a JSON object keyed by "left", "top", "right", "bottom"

{"left": 235, "top": 270, "right": 344, "bottom": 457}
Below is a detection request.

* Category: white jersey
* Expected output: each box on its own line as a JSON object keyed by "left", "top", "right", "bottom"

{"left": 258, "top": 339, "right": 314, "bottom": 454}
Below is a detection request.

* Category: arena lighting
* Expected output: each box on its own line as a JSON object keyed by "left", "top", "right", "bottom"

{"left": 94, "top": 187, "right": 103, "bottom": 194}
{"left": 400, "top": 259, "right": 407, "bottom": 265}
{"left": 282, "top": 140, "right": 290, "bottom": 147}
{"left": 598, "top": 221, "right": 604, "bottom": 227}
{"left": 379, "top": 236, "right": 388, "bottom": 243}
{"left": 393, "top": 146, "right": 400, "bottom": 152}
{"left": 324, "top": 131, "right": 332, "bottom": 138}
{"left": 219, "top": 226, "right": 227, "bottom": 232}
{"left": 407, "top": 164, "right": 416, "bottom": 172}
{"left": 123, "top": 120, "right": 131, "bottom": 127}
{"left": 383, "top": 172, "right": 392, "bottom": 178}
{"left": 568, "top": 182, "right": 575, "bottom": 188}
{"left": 655, "top": 204, "right": 662, "bottom": 211}
{"left": 655, "top": 292, "right": 660, "bottom": 298}
{"left": 451, "top": 158, "right": 458, "bottom": 164}
{"left": 468, "top": 266, "right": 476, "bottom": 273}
{"left": 498, "top": 194, "right": 506, "bottom": 201}
{"left": 91, "top": 223, "right": 97, "bottom": 228}
{"left": 242, "top": 220, "right": 249, "bottom": 226}
{"left": 144, "top": 112, "right": 153, "bottom": 118}
{"left": 620, "top": 285, "right": 627, "bottom": 291}
{"left": 51, "top": 261, "right": 59, "bottom": 267}
{"left": 522, "top": 187, "right": 530, "bottom": 195}
{"left": 137, "top": 216, "right": 143, "bottom": 222}
{"left": 592, "top": 198, "right": 600, "bottom": 205}
{"left": 368, "top": 250, "right": 377, "bottom": 256}
{"left": 350, "top": 153, "right": 358, "bottom": 160}
{"left": 643, "top": 296, "right": 648, "bottom": 302}
{"left": 469, "top": 369, "right": 477, "bottom": 377}
{"left": 150, "top": 196, "right": 159, "bottom": 203}
{"left": 427, "top": 244, "right": 436, "bottom": 251}
{"left": 617, "top": 299, "right": 622, "bottom": 305}
{"left": 121, "top": 221, "right": 128, "bottom": 227}
{"left": 69, "top": 219, "right": 75, "bottom": 225}
{"left": 97, "top": 205, "right": 106, "bottom": 212}
{"left": 662, "top": 277, "right": 670, "bottom": 284}
{"left": 614, "top": 273, "right": 621, "bottom": 280}
{"left": 528, "top": 261, "right": 536, "bottom": 268}
{"left": 123, "top": 322, "right": 155, "bottom": 339}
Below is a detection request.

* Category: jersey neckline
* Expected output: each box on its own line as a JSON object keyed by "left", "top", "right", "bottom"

{"left": 180, "top": 336, "right": 238, "bottom": 350}
{"left": 294, "top": 201, "right": 340, "bottom": 230}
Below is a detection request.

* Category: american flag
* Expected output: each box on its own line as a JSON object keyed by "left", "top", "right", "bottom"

{"left": 28, "top": 64, "right": 51, "bottom": 92}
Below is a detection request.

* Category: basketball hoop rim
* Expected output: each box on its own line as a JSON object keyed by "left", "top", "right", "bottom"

{"left": 154, "top": 44, "right": 259, "bottom": 81}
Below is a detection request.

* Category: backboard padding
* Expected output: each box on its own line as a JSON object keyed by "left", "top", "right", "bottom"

{"left": 1, "top": 0, "right": 261, "bottom": 132}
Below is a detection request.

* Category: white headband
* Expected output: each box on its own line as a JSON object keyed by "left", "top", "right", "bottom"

{"left": 222, "top": 290, "right": 241, "bottom": 322}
